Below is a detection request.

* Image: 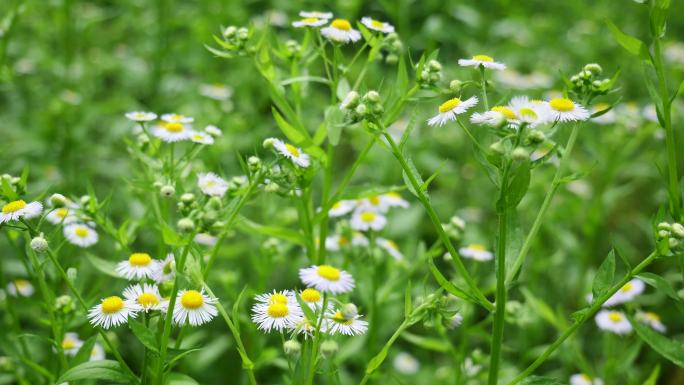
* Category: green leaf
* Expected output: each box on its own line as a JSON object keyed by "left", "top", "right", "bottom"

{"left": 166, "top": 372, "right": 199, "bottom": 385}
{"left": 401, "top": 332, "right": 449, "bottom": 352}
{"left": 505, "top": 161, "right": 531, "bottom": 209}
{"left": 161, "top": 222, "right": 188, "bottom": 247}
{"left": 404, "top": 280, "right": 412, "bottom": 318}
{"left": 167, "top": 347, "right": 202, "bottom": 367}
{"left": 232, "top": 286, "right": 248, "bottom": 335}
{"left": 642, "top": 365, "right": 660, "bottom": 385}
{"left": 630, "top": 314, "right": 684, "bottom": 367}
{"left": 606, "top": 20, "right": 651, "bottom": 61}
{"left": 56, "top": 360, "right": 132, "bottom": 384}
{"left": 427, "top": 257, "right": 471, "bottom": 302}
{"left": 637, "top": 272, "right": 679, "bottom": 301}
{"left": 1, "top": 178, "right": 16, "bottom": 201}
{"left": 519, "top": 376, "right": 567, "bottom": 385}
{"left": 324, "top": 106, "right": 345, "bottom": 146}
{"left": 650, "top": 0, "right": 670, "bottom": 38}
{"left": 87, "top": 254, "right": 121, "bottom": 279}
{"left": 401, "top": 156, "right": 425, "bottom": 198}
{"left": 592, "top": 250, "right": 616, "bottom": 298}
{"left": 336, "top": 77, "right": 350, "bottom": 102}
{"left": 73, "top": 336, "right": 97, "bottom": 365}
{"left": 295, "top": 293, "right": 317, "bottom": 325}
{"left": 129, "top": 318, "right": 159, "bottom": 354}
{"left": 235, "top": 216, "right": 305, "bottom": 245}
{"left": 365, "top": 346, "right": 389, "bottom": 374}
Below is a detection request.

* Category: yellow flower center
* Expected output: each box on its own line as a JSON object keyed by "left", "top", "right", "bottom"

{"left": 269, "top": 293, "right": 288, "bottom": 304}
{"left": 580, "top": 374, "right": 591, "bottom": 381}
{"left": 301, "top": 288, "right": 321, "bottom": 303}
{"left": 518, "top": 107, "right": 538, "bottom": 120}
{"left": 333, "top": 311, "right": 353, "bottom": 325}
{"left": 137, "top": 293, "right": 159, "bottom": 307}
{"left": 317, "top": 265, "right": 341, "bottom": 281}
{"left": 56, "top": 208, "right": 69, "bottom": 218}
{"left": 608, "top": 312, "right": 623, "bottom": 323}
{"left": 267, "top": 303, "right": 289, "bottom": 317}
{"left": 192, "top": 134, "right": 204, "bottom": 140}
{"left": 284, "top": 143, "right": 300, "bottom": 157}
{"left": 549, "top": 98, "right": 575, "bottom": 112}
{"left": 620, "top": 282, "right": 633, "bottom": 293}
{"left": 469, "top": 244, "right": 486, "bottom": 252}
{"left": 180, "top": 290, "right": 204, "bottom": 309}
{"left": 62, "top": 338, "right": 76, "bottom": 350}
{"left": 101, "top": 296, "right": 124, "bottom": 314}
{"left": 75, "top": 227, "right": 89, "bottom": 238}
{"left": 645, "top": 312, "right": 660, "bottom": 321}
{"left": 472, "top": 55, "right": 494, "bottom": 62}
{"left": 386, "top": 192, "right": 400, "bottom": 198}
{"left": 164, "top": 122, "right": 184, "bottom": 133}
{"left": 338, "top": 236, "right": 349, "bottom": 246}
{"left": 369, "top": 195, "right": 381, "bottom": 205}
{"left": 2, "top": 200, "right": 26, "bottom": 214}
{"left": 438, "top": 98, "right": 462, "bottom": 113}
{"left": 594, "top": 102, "right": 610, "bottom": 112}
{"left": 302, "top": 17, "right": 319, "bottom": 23}
{"left": 370, "top": 20, "right": 384, "bottom": 28}
{"left": 386, "top": 240, "right": 399, "bottom": 250}
{"left": 360, "top": 211, "right": 376, "bottom": 222}
{"left": 331, "top": 19, "right": 352, "bottom": 31}
{"left": 128, "top": 253, "right": 152, "bottom": 267}
{"left": 491, "top": 106, "right": 517, "bottom": 120}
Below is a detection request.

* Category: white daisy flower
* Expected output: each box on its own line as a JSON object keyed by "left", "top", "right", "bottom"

{"left": 299, "top": 11, "right": 333, "bottom": 19}
{"left": 204, "top": 125, "right": 223, "bottom": 137}
{"left": 595, "top": 310, "right": 632, "bottom": 335}
{"left": 173, "top": 289, "right": 218, "bottom": 326}
{"left": 352, "top": 231, "right": 370, "bottom": 246}
{"left": 350, "top": 210, "right": 387, "bottom": 231}
{"left": 123, "top": 283, "right": 168, "bottom": 312}
{"left": 254, "top": 290, "right": 297, "bottom": 306}
{"left": 0, "top": 200, "right": 43, "bottom": 223}
{"left": 427, "top": 96, "right": 478, "bottom": 126}
{"left": 189, "top": 131, "right": 215, "bottom": 145}
{"left": 507, "top": 96, "right": 551, "bottom": 127}
{"left": 194, "top": 233, "right": 218, "bottom": 246}
{"left": 457, "top": 55, "right": 506, "bottom": 71}
{"left": 393, "top": 352, "right": 419, "bottom": 374}
{"left": 116, "top": 252, "right": 158, "bottom": 280}
{"left": 291, "top": 317, "right": 318, "bottom": 338}
{"left": 642, "top": 104, "right": 659, "bottom": 123}
{"left": 125, "top": 111, "right": 157, "bottom": 122}
{"left": 7, "top": 279, "right": 34, "bottom": 297}
{"left": 63, "top": 223, "right": 98, "bottom": 248}
{"left": 160, "top": 113, "right": 194, "bottom": 124}
{"left": 90, "top": 342, "right": 105, "bottom": 361}
{"left": 570, "top": 374, "right": 604, "bottom": 385}
{"left": 199, "top": 84, "right": 232, "bottom": 101}
{"left": 151, "top": 121, "right": 193, "bottom": 142}
{"left": 458, "top": 244, "right": 493, "bottom": 261}
{"left": 299, "top": 265, "right": 355, "bottom": 294}
{"left": 356, "top": 195, "right": 391, "bottom": 213}
{"left": 321, "top": 19, "right": 361, "bottom": 44}
{"left": 326, "top": 308, "right": 368, "bottom": 336}
{"left": 251, "top": 295, "right": 304, "bottom": 333}
{"left": 46, "top": 207, "right": 77, "bottom": 225}
{"left": 88, "top": 295, "right": 137, "bottom": 329}
{"left": 328, "top": 200, "right": 357, "bottom": 217}
{"left": 636, "top": 311, "right": 666, "bottom": 333}
{"left": 271, "top": 138, "right": 310, "bottom": 168}
{"left": 590, "top": 103, "right": 616, "bottom": 125}
{"left": 152, "top": 253, "right": 175, "bottom": 283}
{"left": 325, "top": 234, "right": 351, "bottom": 251}
{"left": 376, "top": 237, "right": 403, "bottom": 260}
{"left": 602, "top": 278, "right": 645, "bottom": 307}
{"left": 292, "top": 17, "right": 328, "bottom": 28}
{"left": 197, "top": 172, "right": 229, "bottom": 197}
{"left": 61, "top": 332, "right": 83, "bottom": 356}
{"left": 361, "top": 17, "right": 394, "bottom": 34}
{"left": 547, "top": 98, "right": 590, "bottom": 122}
{"left": 470, "top": 106, "right": 518, "bottom": 127}
{"left": 381, "top": 192, "right": 409, "bottom": 209}
{"left": 299, "top": 288, "right": 324, "bottom": 310}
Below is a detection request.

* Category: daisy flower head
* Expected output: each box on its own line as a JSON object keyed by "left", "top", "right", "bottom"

{"left": 116, "top": 252, "right": 158, "bottom": 280}
{"left": 90, "top": 342, "right": 105, "bottom": 361}
{"left": 361, "top": 17, "right": 395, "bottom": 34}
{"left": 325, "top": 234, "right": 351, "bottom": 251}
{"left": 204, "top": 125, "right": 223, "bottom": 137}
{"left": 356, "top": 195, "right": 390, "bottom": 213}
{"left": 595, "top": 310, "right": 632, "bottom": 335}
{"left": 271, "top": 138, "right": 310, "bottom": 168}
{"left": 199, "top": 84, "right": 232, "bottom": 101}
{"left": 377, "top": 237, "right": 403, "bottom": 260}
{"left": 352, "top": 231, "right": 370, "bottom": 246}
{"left": 381, "top": 192, "right": 409, "bottom": 209}
{"left": 636, "top": 311, "right": 666, "bottom": 333}
{"left": 173, "top": 289, "right": 218, "bottom": 326}
{"left": 197, "top": 172, "right": 228, "bottom": 197}
{"left": 7, "top": 279, "right": 34, "bottom": 297}
{"left": 393, "top": 352, "right": 420, "bottom": 374}
{"left": 152, "top": 121, "right": 193, "bottom": 142}
{"left": 603, "top": 278, "right": 645, "bottom": 307}
{"left": 299, "top": 11, "right": 333, "bottom": 19}
{"left": 125, "top": 111, "right": 157, "bottom": 122}
{"left": 161, "top": 113, "right": 194, "bottom": 124}
{"left": 123, "top": 283, "right": 168, "bottom": 312}
{"left": 470, "top": 106, "right": 518, "bottom": 127}
{"left": 459, "top": 244, "right": 493, "bottom": 261}
{"left": 326, "top": 308, "right": 368, "bottom": 336}
{"left": 321, "top": 19, "right": 362, "bottom": 44}
{"left": 254, "top": 289, "right": 296, "bottom": 306}
{"left": 590, "top": 102, "right": 616, "bottom": 125}
{"left": 328, "top": 199, "right": 356, "bottom": 217}
{"left": 299, "top": 288, "right": 324, "bottom": 309}
{"left": 427, "top": 96, "right": 478, "bottom": 126}
{"left": 292, "top": 17, "right": 328, "bottom": 28}
{"left": 63, "top": 223, "right": 98, "bottom": 248}
{"left": 350, "top": 209, "right": 387, "bottom": 231}
{"left": 194, "top": 233, "right": 218, "bottom": 246}
{"left": 46, "top": 207, "right": 77, "bottom": 225}
{"left": 152, "top": 253, "right": 175, "bottom": 283}
{"left": 251, "top": 294, "right": 304, "bottom": 333}
{"left": 458, "top": 55, "right": 506, "bottom": 71}
{"left": 61, "top": 332, "right": 83, "bottom": 356}
{"left": 547, "top": 97, "right": 590, "bottom": 122}
{"left": 570, "top": 374, "right": 604, "bottom": 385}
{"left": 0, "top": 200, "right": 43, "bottom": 223}
{"left": 88, "top": 295, "right": 137, "bottom": 329}
{"left": 190, "top": 131, "right": 215, "bottom": 145}
{"left": 507, "top": 96, "right": 550, "bottom": 127}
{"left": 299, "top": 265, "right": 355, "bottom": 294}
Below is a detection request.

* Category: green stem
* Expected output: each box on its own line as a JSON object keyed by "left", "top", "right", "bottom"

{"left": 508, "top": 250, "right": 660, "bottom": 384}
{"left": 359, "top": 319, "right": 410, "bottom": 385}
{"left": 305, "top": 294, "right": 329, "bottom": 385}
{"left": 505, "top": 123, "right": 581, "bottom": 285}
{"left": 317, "top": 144, "right": 335, "bottom": 264}
{"left": 480, "top": 67, "right": 489, "bottom": 111}
{"left": 381, "top": 130, "right": 494, "bottom": 311}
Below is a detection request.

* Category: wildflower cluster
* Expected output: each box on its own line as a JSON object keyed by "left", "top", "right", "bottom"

{"left": 656, "top": 221, "right": 684, "bottom": 252}
{"left": 340, "top": 90, "right": 384, "bottom": 124}
{"left": 568, "top": 63, "right": 615, "bottom": 99}
{"left": 417, "top": 59, "right": 442, "bottom": 88}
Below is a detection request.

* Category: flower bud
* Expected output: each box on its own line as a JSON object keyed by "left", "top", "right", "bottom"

{"left": 320, "top": 340, "right": 339, "bottom": 358}
{"left": 181, "top": 193, "right": 195, "bottom": 203}
{"left": 247, "top": 156, "right": 261, "bottom": 172}
{"left": 283, "top": 339, "right": 301, "bottom": 355}
{"left": 449, "top": 80, "right": 462, "bottom": 92}
{"left": 55, "top": 295, "right": 75, "bottom": 313}
{"left": 223, "top": 26, "right": 237, "bottom": 38}
{"left": 364, "top": 90, "right": 380, "bottom": 103}
{"left": 79, "top": 195, "right": 91, "bottom": 206}
{"left": 264, "top": 182, "right": 280, "bottom": 193}
{"left": 385, "top": 54, "right": 398, "bottom": 64}
{"left": 657, "top": 222, "right": 672, "bottom": 231}
{"left": 583, "top": 63, "right": 603, "bottom": 75}
{"left": 341, "top": 91, "right": 360, "bottom": 110}
{"left": 262, "top": 138, "right": 276, "bottom": 149}
{"left": 30, "top": 234, "right": 49, "bottom": 253}
{"left": 66, "top": 267, "right": 78, "bottom": 282}
{"left": 341, "top": 303, "right": 358, "bottom": 319}
{"left": 49, "top": 193, "right": 69, "bottom": 208}
{"left": 527, "top": 129, "right": 546, "bottom": 144}
{"left": 160, "top": 185, "right": 175, "bottom": 198}
{"left": 177, "top": 218, "right": 195, "bottom": 232}
{"left": 355, "top": 103, "right": 367, "bottom": 116}
{"left": 671, "top": 223, "right": 684, "bottom": 238}
{"left": 511, "top": 147, "right": 529, "bottom": 161}
{"left": 203, "top": 210, "right": 218, "bottom": 225}
{"left": 489, "top": 141, "right": 505, "bottom": 155}
{"left": 657, "top": 229, "right": 670, "bottom": 239}
{"left": 427, "top": 59, "right": 442, "bottom": 72}
{"left": 450, "top": 215, "right": 466, "bottom": 230}
{"left": 669, "top": 238, "right": 680, "bottom": 249}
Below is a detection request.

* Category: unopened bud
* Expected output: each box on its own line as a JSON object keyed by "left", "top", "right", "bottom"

{"left": 262, "top": 138, "right": 276, "bottom": 149}
{"left": 320, "top": 340, "right": 338, "bottom": 358}
{"left": 489, "top": 141, "right": 505, "bottom": 155}
{"left": 177, "top": 218, "right": 195, "bottom": 232}
{"left": 181, "top": 193, "right": 195, "bottom": 203}
{"left": 511, "top": 147, "right": 529, "bottom": 161}
{"left": 355, "top": 103, "right": 367, "bottom": 116}
{"left": 449, "top": 80, "right": 462, "bottom": 92}
{"left": 160, "top": 185, "right": 175, "bottom": 198}
{"left": 341, "top": 303, "right": 358, "bottom": 319}
{"left": 66, "top": 267, "right": 78, "bottom": 282}
{"left": 427, "top": 59, "right": 442, "bottom": 72}
{"left": 364, "top": 90, "right": 380, "bottom": 103}
{"left": 49, "top": 194, "right": 69, "bottom": 208}
{"left": 30, "top": 234, "right": 49, "bottom": 253}
{"left": 283, "top": 339, "right": 301, "bottom": 355}
{"left": 247, "top": 156, "right": 261, "bottom": 172}
{"left": 671, "top": 223, "right": 684, "bottom": 238}
{"left": 583, "top": 63, "right": 603, "bottom": 75}
{"left": 527, "top": 129, "right": 545, "bottom": 144}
